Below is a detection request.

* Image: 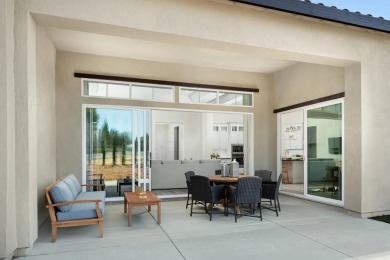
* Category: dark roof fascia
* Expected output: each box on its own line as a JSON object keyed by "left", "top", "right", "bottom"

{"left": 230, "top": 0, "right": 390, "bottom": 34}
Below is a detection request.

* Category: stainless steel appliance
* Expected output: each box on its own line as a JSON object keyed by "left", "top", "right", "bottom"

{"left": 231, "top": 144, "right": 244, "bottom": 167}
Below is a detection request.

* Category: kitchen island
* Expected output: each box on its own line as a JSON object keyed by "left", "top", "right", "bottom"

{"left": 282, "top": 159, "right": 304, "bottom": 184}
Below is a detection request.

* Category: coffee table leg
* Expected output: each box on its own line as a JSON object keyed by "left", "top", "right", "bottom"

{"left": 157, "top": 202, "right": 161, "bottom": 224}
{"left": 128, "top": 205, "right": 133, "bottom": 226}
{"left": 148, "top": 205, "right": 151, "bottom": 211}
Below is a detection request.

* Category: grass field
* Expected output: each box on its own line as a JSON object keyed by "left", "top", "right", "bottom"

{"left": 370, "top": 215, "right": 390, "bottom": 224}
{"left": 86, "top": 154, "right": 149, "bottom": 181}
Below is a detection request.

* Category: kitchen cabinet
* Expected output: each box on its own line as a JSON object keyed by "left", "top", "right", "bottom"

{"left": 212, "top": 124, "right": 229, "bottom": 149}
{"left": 230, "top": 123, "right": 243, "bottom": 144}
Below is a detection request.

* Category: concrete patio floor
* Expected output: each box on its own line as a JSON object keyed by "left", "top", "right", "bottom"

{"left": 16, "top": 196, "right": 390, "bottom": 260}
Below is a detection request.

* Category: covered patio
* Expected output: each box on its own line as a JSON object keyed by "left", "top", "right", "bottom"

{"left": 22, "top": 196, "right": 390, "bottom": 259}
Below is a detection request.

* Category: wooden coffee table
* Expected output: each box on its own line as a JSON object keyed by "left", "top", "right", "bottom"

{"left": 123, "top": 191, "right": 161, "bottom": 226}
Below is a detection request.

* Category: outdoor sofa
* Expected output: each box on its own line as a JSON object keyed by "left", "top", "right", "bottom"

{"left": 44, "top": 174, "right": 106, "bottom": 242}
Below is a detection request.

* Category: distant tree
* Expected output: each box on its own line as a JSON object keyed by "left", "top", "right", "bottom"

{"left": 99, "top": 121, "right": 110, "bottom": 165}
{"left": 110, "top": 129, "right": 119, "bottom": 166}
{"left": 121, "top": 132, "right": 130, "bottom": 165}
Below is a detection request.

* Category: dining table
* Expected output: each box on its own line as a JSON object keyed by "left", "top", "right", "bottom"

{"left": 208, "top": 174, "right": 250, "bottom": 185}
{"left": 208, "top": 174, "right": 251, "bottom": 215}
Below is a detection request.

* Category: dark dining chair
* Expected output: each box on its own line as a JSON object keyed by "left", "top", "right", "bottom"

{"left": 261, "top": 174, "right": 283, "bottom": 216}
{"left": 255, "top": 170, "right": 273, "bottom": 204}
{"left": 184, "top": 171, "right": 195, "bottom": 209}
{"left": 228, "top": 176, "right": 262, "bottom": 223}
{"left": 190, "top": 175, "right": 225, "bottom": 221}
{"left": 254, "top": 170, "right": 272, "bottom": 182}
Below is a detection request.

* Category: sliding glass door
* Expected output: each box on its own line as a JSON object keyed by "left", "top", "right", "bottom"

{"left": 306, "top": 101, "right": 343, "bottom": 202}
{"left": 84, "top": 106, "right": 150, "bottom": 198}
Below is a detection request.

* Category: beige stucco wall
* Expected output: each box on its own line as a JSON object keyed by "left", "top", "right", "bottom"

{"left": 4, "top": 0, "right": 390, "bottom": 256}
{"left": 36, "top": 26, "right": 57, "bottom": 226}
{"left": 56, "top": 51, "right": 274, "bottom": 182}
{"left": 274, "top": 63, "right": 345, "bottom": 108}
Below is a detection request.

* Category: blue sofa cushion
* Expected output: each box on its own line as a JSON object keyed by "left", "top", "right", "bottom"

{"left": 68, "top": 174, "right": 82, "bottom": 194}
{"left": 63, "top": 176, "right": 79, "bottom": 199}
{"left": 56, "top": 191, "right": 106, "bottom": 221}
{"left": 49, "top": 181, "right": 74, "bottom": 212}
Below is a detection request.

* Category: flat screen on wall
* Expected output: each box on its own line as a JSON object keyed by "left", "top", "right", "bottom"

{"left": 328, "top": 137, "right": 342, "bottom": 154}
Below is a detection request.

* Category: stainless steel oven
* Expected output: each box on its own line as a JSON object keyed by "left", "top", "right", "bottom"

{"left": 232, "top": 144, "right": 244, "bottom": 153}
{"left": 231, "top": 144, "right": 244, "bottom": 167}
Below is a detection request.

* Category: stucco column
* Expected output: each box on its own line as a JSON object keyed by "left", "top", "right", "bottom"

{"left": 12, "top": 0, "right": 38, "bottom": 256}
{"left": 359, "top": 53, "right": 390, "bottom": 216}
{"left": 0, "top": 1, "right": 17, "bottom": 259}
{"left": 344, "top": 63, "right": 362, "bottom": 214}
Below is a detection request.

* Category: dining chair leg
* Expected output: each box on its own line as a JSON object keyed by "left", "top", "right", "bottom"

{"left": 259, "top": 200, "right": 262, "bottom": 221}
{"left": 277, "top": 197, "right": 281, "bottom": 211}
{"left": 274, "top": 199, "right": 278, "bottom": 217}
{"left": 210, "top": 203, "right": 213, "bottom": 221}
{"left": 190, "top": 199, "right": 194, "bottom": 216}
{"left": 234, "top": 203, "right": 237, "bottom": 223}
{"left": 186, "top": 191, "right": 190, "bottom": 209}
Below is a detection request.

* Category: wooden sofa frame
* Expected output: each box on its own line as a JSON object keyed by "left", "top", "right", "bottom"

{"left": 44, "top": 179, "right": 104, "bottom": 242}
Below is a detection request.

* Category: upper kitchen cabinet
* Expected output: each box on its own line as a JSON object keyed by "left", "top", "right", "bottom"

{"left": 230, "top": 123, "right": 244, "bottom": 144}
{"left": 212, "top": 124, "right": 229, "bottom": 149}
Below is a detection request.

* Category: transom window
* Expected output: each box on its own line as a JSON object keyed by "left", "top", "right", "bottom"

{"left": 82, "top": 80, "right": 174, "bottom": 103}
{"left": 82, "top": 79, "right": 253, "bottom": 107}
{"left": 179, "top": 87, "right": 253, "bottom": 107}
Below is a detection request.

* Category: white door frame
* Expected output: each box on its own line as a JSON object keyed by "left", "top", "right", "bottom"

{"left": 277, "top": 98, "right": 344, "bottom": 207}
{"left": 82, "top": 104, "right": 151, "bottom": 202}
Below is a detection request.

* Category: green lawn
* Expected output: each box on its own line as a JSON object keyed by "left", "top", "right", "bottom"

{"left": 370, "top": 215, "right": 390, "bottom": 224}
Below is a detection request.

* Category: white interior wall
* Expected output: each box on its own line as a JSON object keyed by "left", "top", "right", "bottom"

{"left": 152, "top": 110, "right": 202, "bottom": 160}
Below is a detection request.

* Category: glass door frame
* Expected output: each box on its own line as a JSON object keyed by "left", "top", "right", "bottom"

{"left": 82, "top": 104, "right": 152, "bottom": 202}
{"left": 277, "top": 98, "right": 344, "bottom": 207}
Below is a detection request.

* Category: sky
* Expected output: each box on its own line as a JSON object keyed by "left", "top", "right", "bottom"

{"left": 309, "top": 0, "right": 390, "bottom": 20}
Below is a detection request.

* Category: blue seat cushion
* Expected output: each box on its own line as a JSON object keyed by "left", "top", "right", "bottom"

{"left": 68, "top": 174, "right": 82, "bottom": 194}
{"left": 63, "top": 176, "right": 79, "bottom": 199}
{"left": 56, "top": 191, "right": 106, "bottom": 221}
{"left": 49, "top": 181, "right": 74, "bottom": 212}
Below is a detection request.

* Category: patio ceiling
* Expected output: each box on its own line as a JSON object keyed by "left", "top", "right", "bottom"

{"left": 46, "top": 27, "right": 296, "bottom": 74}
{"left": 33, "top": 13, "right": 355, "bottom": 74}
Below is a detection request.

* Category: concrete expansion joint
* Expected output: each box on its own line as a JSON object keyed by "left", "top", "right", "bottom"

{"left": 153, "top": 213, "right": 186, "bottom": 260}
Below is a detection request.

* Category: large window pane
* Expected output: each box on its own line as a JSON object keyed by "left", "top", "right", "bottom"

{"left": 307, "top": 103, "right": 342, "bottom": 201}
